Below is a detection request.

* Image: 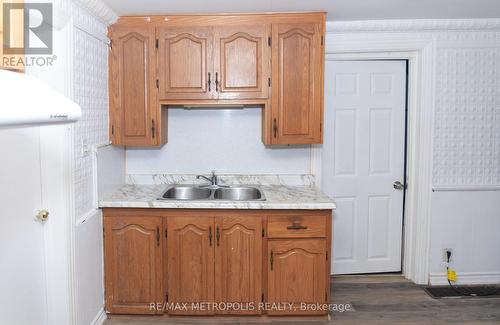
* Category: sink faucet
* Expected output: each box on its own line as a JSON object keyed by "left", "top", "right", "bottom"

{"left": 197, "top": 170, "right": 219, "bottom": 186}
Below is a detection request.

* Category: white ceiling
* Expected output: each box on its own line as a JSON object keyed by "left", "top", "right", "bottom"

{"left": 102, "top": 0, "right": 500, "bottom": 21}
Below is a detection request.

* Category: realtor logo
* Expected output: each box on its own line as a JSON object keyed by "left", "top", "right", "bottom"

{"left": 3, "top": 3, "right": 53, "bottom": 55}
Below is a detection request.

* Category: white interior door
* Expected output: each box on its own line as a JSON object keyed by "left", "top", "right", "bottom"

{"left": 322, "top": 60, "right": 407, "bottom": 274}
{"left": 0, "top": 128, "right": 48, "bottom": 325}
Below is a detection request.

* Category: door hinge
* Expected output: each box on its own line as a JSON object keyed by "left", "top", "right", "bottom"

{"left": 156, "top": 79, "right": 159, "bottom": 89}
{"left": 268, "top": 77, "right": 271, "bottom": 87}
{"left": 262, "top": 228, "right": 265, "bottom": 238}
{"left": 156, "top": 227, "right": 160, "bottom": 247}
{"left": 268, "top": 36, "right": 271, "bottom": 46}
{"left": 321, "top": 35, "right": 324, "bottom": 46}
{"left": 155, "top": 39, "right": 159, "bottom": 48}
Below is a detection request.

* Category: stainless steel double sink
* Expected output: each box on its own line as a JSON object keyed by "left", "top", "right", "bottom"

{"left": 158, "top": 185, "right": 266, "bottom": 201}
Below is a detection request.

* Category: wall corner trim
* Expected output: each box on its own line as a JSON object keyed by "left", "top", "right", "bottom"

{"left": 326, "top": 18, "right": 500, "bottom": 33}
{"left": 73, "top": 0, "right": 118, "bottom": 25}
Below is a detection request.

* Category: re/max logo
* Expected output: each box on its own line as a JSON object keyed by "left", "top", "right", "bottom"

{"left": 2, "top": 2, "right": 53, "bottom": 55}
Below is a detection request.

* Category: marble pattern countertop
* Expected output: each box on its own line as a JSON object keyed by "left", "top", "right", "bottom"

{"left": 99, "top": 184, "right": 336, "bottom": 210}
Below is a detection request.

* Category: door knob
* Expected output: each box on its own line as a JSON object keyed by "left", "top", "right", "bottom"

{"left": 36, "top": 209, "right": 49, "bottom": 222}
{"left": 393, "top": 181, "right": 405, "bottom": 190}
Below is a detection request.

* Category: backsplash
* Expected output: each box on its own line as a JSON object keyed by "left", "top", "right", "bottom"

{"left": 126, "top": 174, "right": 316, "bottom": 187}
{"left": 125, "top": 108, "right": 314, "bottom": 175}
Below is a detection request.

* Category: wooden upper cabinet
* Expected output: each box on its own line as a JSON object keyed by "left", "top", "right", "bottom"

{"left": 108, "top": 13, "right": 325, "bottom": 146}
{"left": 267, "top": 239, "right": 327, "bottom": 315}
{"left": 109, "top": 26, "right": 161, "bottom": 146}
{"left": 215, "top": 216, "right": 262, "bottom": 314}
{"left": 104, "top": 216, "right": 163, "bottom": 314}
{"left": 167, "top": 216, "right": 215, "bottom": 315}
{"left": 214, "top": 25, "right": 270, "bottom": 100}
{"left": 270, "top": 23, "right": 324, "bottom": 144}
{"left": 157, "top": 27, "right": 214, "bottom": 100}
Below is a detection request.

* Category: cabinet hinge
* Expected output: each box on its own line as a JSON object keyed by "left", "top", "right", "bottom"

{"left": 262, "top": 228, "right": 264, "bottom": 238}
{"left": 111, "top": 125, "right": 114, "bottom": 135}
{"left": 268, "top": 77, "right": 271, "bottom": 87}
{"left": 326, "top": 251, "right": 328, "bottom": 261}
{"left": 261, "top": 293, "right": 264, "bottom": 302}
{"left": 268, "top": 36, "right": 271, "bottom": 46}
{"left": 155, "top": 39, "right": 159, "bottom": 48}
{"left": 320, "top": 122, "right": 322, "bottom": 133}
{"left": 165, "top": 228, "right": 167, "bottom": 238}
{"left": 156, "top": 79, "right": 159, "bottom": 89}
{"left": 321, "top": 35, "right": 324, "bottom": 46}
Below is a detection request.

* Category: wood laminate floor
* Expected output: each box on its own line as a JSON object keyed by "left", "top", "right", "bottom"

{"left": 104, "top": 275, "right": 500, "bottom": 325}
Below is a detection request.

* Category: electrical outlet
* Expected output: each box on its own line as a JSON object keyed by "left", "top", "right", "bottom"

{"left": 442, "top": 248, "right": 454, "bottom": 263}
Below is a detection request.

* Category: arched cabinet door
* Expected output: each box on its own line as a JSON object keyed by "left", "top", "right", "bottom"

{"left": 157, "top": 27, "right": 215, "bottom": 100}
{"left": 214, "top": 25, "right": 270, "bottom": 99}
{"left": 214, "top": 216, "right": 262, "bottom": 314}
{"left": 104, "top": 216, "right": 163, "bottom": 314}
{"left": 167, "top": 216, "right": 215, "bottom": 315}
{"left": 108, "top": 26, "right": 158, "bottom": 146}
{"left": 267, "top": 239, "right": 326, "bottom": 315}
{"left": 270, "top": 23, "right": 323, "bottom": 144}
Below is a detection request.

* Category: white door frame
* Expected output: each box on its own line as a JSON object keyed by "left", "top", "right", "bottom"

{"left": 321, "top": 35, "right": 435, "bottom": 285}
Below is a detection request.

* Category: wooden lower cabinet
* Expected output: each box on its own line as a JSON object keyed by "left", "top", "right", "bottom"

{"left": 104, "top": 216, "right": 163, "bottom": 314}
{"left": 215, "top": 216, "right": 262, "bottom": 314}
{"left": 103, "top": 209, "right": 331, "bottom": 316}
{"left": 267, "top": 239, "right": 327, "bottom": 315}
{"left": 167, "top": 216, "right": 215, "bottom": 315}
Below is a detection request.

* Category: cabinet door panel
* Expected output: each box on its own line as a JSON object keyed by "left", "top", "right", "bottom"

{"left": 104, "top": 216, "right": 163, "bottom": 314}
{"left": 167, "top": 216, "right": 215, "bottom": 314}
{"left": 158, "top": 27, "right": 214, "bottom": 99}
{"left": 215, "top": 216, "right": 262, "bottom": 314}
{"left": 109, "top": 27, "right": 157, "bottom": 145}
{"left": 267, "top": 239, "right": 326, "bottom": 315}
{"left": 215, "top": 25, "right": 270, "bottom": 99}
{"left": 271, "top": 23, "right": 322, "bottom": 144}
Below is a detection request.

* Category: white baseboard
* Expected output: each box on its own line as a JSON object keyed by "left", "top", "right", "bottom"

{"left": 429, "top": 272, "right": 500, "bottom": 286}
{"left": 90, "top": 308, "right": 107, "bottom": 325}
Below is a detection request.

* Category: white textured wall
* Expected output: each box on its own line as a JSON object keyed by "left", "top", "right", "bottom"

{"left": 126, "top": 108, "right": 313, "bottom": 175}
{"left": 429, "top": 32, "right": 500, "bottom": 282}
{"left": 433, "top": 44, "right": 500, "bottom": 187}
{"left": 70, "top": 2, "right": 116, "bottom": 324}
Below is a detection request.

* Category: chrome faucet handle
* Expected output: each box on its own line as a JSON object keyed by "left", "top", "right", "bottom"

{"left": 196, "top": 174, "right": 213, "bottom": 185}
{"left": 211, "top": 170, "right": 217, "bottom": 185}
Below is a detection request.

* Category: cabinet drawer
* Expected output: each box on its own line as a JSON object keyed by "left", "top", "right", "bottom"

{"left": 267, "top": 215, "right": 326, "bottom": 238}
